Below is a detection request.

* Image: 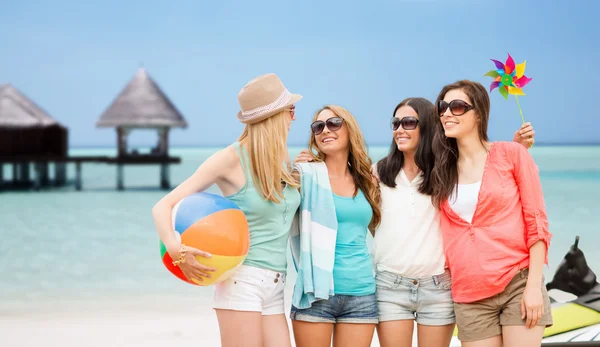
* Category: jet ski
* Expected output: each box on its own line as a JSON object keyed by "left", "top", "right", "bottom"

{"left": 449, "top": 236, "right": 600, "bottom": 346}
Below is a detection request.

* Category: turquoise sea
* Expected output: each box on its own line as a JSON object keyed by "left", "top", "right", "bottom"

{"left": 1, "top": 145, "right": 599, "bottom": 312}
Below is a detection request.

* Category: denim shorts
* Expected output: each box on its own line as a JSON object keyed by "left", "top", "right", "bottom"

{"left": 290, "top": 293, "right": 378, "bottom": 324}
{"left": 375, "top": 267, "right": 455, "bottom": 326}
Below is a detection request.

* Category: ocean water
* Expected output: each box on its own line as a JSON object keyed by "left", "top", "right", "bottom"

{"left": 0, "top": 145, "right": 599, "bottom": 312}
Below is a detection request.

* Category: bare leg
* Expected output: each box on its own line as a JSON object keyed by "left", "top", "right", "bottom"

{"left": 215, "top": 309, "right": 262, "bottom": 347}
{"left": 262, "top": 314, "right": 292, "bottom": 347}
{"left": 416, "top": 323, "right": 455, "bottom": 347}
{"left": 376, "top": 320, "right": 414, "bottom": 347}
{"left": 292, "top": 320, "right": 333, "bottom": 347}
{"left": 502, "top": 326, "right": 545, "bottom": 347}
{"left": 333, "top": 323, "right": 376, "bottom": 347}
{"left": 462, "top": 335, "right": 503, "bottom": 347}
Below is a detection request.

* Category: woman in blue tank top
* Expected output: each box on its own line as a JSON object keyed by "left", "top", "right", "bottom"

{"left": 152, "top": 73, "right": 302, "bottom": 347}
{"left": 290, "top": 105, "right": 382, "bottom": 347}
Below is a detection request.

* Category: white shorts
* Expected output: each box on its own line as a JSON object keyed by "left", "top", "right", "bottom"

{"left": 213, "top": 265, "right": 286, "bottom": 315}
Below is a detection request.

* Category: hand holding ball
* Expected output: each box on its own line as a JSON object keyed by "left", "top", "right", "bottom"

{"left": 159, "top": 192, "right": 250, "bottom": 286}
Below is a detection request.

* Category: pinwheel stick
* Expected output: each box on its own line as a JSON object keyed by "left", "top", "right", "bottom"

{"left": 514, "top": 95, "right": 533, "bottom": 147}
{"left": 514, "top": 95, "right": 526, "bottom": 124}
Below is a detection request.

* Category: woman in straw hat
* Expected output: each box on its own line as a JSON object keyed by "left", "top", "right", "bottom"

{"left": 289, "top": 105, "right": 382, "bottom": 347}
{"left": 152, "top": 73, "right": 302, "bottom": 347}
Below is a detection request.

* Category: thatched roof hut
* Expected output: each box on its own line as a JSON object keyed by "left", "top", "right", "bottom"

{"left": 0, "top": 84, "right": 68, "bottom": 156}
{"left": 0, "top": 84, "right": 60, "bottom": 127}
{"left": 95, "top": 68, "right": 187, "bottom": 157}
{"left": 96, "top": 68, "right": 188, "bottom": 129}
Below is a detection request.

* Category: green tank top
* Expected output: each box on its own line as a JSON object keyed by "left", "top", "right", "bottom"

{"left": 224, "top": 142, "right": 300, "bottom": 274}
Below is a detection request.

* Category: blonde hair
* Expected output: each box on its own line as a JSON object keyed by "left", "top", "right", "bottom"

{"left": 238, "top": 110, "right": 298, "bottom": 203}
{"left": 307, "top": 105, "right": 381, "bottom": 233}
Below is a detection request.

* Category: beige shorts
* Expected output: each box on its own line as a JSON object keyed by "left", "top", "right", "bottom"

{"left": 454, "top": 268, "right": 553, "bottom": 342}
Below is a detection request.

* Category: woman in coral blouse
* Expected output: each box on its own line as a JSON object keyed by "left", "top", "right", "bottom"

{"left": 430, "top": 80, "right": 553, "bottom": 347}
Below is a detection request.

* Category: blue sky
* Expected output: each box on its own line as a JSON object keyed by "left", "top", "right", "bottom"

{"left": 1, "top": 0, "right": 598, "bottom": 147}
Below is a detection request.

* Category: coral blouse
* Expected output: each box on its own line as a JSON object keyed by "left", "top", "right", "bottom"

{"left": 440, "top": 142, "right": 552, "bottom": 303}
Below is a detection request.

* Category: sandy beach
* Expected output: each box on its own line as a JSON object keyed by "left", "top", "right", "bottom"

{"left": 1, "top": 299, "right": 224, "bottom": 347}
{"left": 1, "top": 295, "right": 246, "bottom": 347}
{"left": 1, "top": 290, "right": 387, "bottom": 347}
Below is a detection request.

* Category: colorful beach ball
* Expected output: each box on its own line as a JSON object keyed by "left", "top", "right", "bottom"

{"left": 159, "top": 192, "right": 250, "bottom": 286}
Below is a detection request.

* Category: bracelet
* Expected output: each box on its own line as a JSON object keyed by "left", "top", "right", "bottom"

{"left": 172, "top": 244, "right": 187, "bottom": 267}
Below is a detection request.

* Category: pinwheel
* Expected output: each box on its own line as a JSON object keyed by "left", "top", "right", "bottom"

{"left": 485, "top": 53, "right": 532, "bottom": 124}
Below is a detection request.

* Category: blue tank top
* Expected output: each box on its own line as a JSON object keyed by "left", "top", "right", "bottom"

{"left": 224, "top": 142, "right": 301, "bottom": 274}
{"left": 332, "top": 190, "right": 376, "bottom": 295}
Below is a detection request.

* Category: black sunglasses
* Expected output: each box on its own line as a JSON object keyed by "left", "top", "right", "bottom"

{"left": 311, "top": 117, "right": 343, "bottom": 135}
{"left": 437, "top": 99, "right": 474, "bottom": 117}
{"left": 390, "top": 116, "right": 419, "bottom": 131}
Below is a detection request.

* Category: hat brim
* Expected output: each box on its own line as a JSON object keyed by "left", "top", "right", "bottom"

{"left": 237, "top": 93, "right": 303, "bottom": 125}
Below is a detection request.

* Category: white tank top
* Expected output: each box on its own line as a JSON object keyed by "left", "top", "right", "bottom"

{"left": 372, "top": 169, "right": 446, "bottom": 278}
{"left": 448, "top": 181, "right": 481, "bottom": 223}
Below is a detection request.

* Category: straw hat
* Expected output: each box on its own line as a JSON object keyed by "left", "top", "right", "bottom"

{"left": 236, "top": 73, "right": 303, "bottom": 124}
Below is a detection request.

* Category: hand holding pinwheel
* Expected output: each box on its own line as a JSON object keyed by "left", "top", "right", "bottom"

{"left": 485, "top": 53, "right": 532, "bottom": 124}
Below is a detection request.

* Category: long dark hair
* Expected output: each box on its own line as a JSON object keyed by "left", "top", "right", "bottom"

{"left": 431, "top": 80, "right": 490, "bottom": 209}
{"left": 376, "top": 97, "right": 436, "bottom": 196}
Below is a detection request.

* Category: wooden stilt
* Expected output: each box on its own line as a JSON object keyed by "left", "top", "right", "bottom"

{"left": 117, "top": 164, "right": 124, "bottom": 190}
{"left": 12, "top": 162, "right": 18, "bottom": 184}
{"left": 55, "top": 163, "right": 67, "bottom": 186}
{"left": 75, "top": 162, "right": 82, "bottom": 191}
{"left": 40, "top": 162, "right": 49, "bottom": 186}
{"left": 34, "top": 162, "right": 42, "bottom": 191}
{"left": 19, "top": 163, "right": 30, "bottom": 184}
{"left": 160, "top": 163, "right": 170, "bottom": 189}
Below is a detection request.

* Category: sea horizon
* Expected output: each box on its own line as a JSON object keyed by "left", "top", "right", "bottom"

{"left": 67, "top": 142, "right": 600, "bottom": 149}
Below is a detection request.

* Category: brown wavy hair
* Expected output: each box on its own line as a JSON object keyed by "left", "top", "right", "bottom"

{"left": 431, "top": 80, "right": 490, "bottom": 209}
{"left": 307, "top": 105, "right": 381, "bottom": 233}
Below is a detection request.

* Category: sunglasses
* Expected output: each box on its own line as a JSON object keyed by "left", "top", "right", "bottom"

{"left": 311, "top": 117, "right": 343, "bottom": 135}
{"left": 437, "top": 99, "right": 475, "bottom": 117}
{"left": 390, "top": 116, "right": 419, "bottom": 131}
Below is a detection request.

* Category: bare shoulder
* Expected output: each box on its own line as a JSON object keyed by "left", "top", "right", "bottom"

{"left": 193, "top": 144, "right": 240, "bottom": 178}
{"left": 219, "top": 144, "right": 241, "bottom": 166}
{"left": 210, "top": 144, "right": 239, "bottom": 164}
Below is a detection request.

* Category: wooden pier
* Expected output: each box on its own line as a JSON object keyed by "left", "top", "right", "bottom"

{"left": 0, "top": 154, "right": 180, "bottom": 191}
{"left": 1, "top": 68, "right": 188, "bottom": 191}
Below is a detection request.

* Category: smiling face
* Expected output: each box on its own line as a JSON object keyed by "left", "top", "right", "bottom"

{"left": 392, "top": 105, "right": 420, "bottom": 154}
{"left": 313, "top": 109, "right": 349, "bottom": 155}
{"left": 440, "top": 89, "right": 479, "bottom": 140}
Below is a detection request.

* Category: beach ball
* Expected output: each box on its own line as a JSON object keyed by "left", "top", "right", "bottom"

{"left": 159, "top": 192, "right": 250, "bottom": 286}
